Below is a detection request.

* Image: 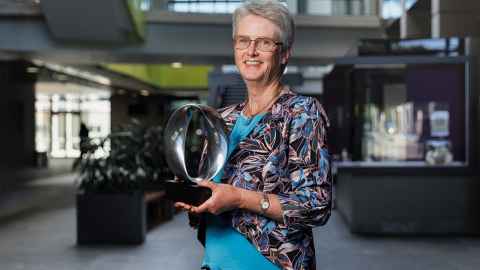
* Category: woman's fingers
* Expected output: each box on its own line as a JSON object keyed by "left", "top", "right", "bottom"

{"left": 192, "top": 197, "right": 213, "bottom": 214}
{"left": 174, "top": 202, "right": 187, "bottom": 208}
{"left": 174, "top": 202, "right": 194, "bottom": 212}
{"left": 194, "top": 181, "right": 218, "bottom": 214}
{"left": 176, "top": 182, "right": 241, "bottom": 215}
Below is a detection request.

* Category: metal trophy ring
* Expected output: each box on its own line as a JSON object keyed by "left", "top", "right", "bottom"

{"left": 163, "top": 104, "right": 228, "bottom": 183}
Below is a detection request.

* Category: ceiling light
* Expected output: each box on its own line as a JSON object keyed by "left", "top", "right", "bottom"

{"left": 27, "top": 67, "right": 39, "bottom": 73}
{"left": 33, "top": 59, "right": 111, "bottom": 86}
{"left": 56, "top": 74, "right": 68, "bottom": 81}
{"left": 171, "top": 62, "right": 183, "bottom": 68}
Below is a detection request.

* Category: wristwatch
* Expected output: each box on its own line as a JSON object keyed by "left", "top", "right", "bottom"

{"left": 260, "top": 193, "right": 270, "bottom": 214}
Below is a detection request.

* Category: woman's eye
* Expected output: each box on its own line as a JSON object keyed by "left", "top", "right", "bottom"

{"left": 262, "top": 40, "right": 272, "bottom": 46}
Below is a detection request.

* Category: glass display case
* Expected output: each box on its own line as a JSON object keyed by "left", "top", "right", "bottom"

{"left": 323, "top": 38, "right": 471, "bottom": 170}
{"left": 328, "top": 38, "right": 479, "bottom": 235}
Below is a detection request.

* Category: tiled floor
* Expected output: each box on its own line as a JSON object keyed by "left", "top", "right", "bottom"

{"left": 0, "top": 174, "right": 203, "bottom": 270}
{"left": 1, "top": 173, "right": 480, "bottom": 270}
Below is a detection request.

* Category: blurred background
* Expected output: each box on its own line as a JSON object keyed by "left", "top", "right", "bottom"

{"left": 0, "top": 1, "right": 479, "bottom": 269}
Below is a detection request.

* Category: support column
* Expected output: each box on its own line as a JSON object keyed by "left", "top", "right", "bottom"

{"left": 432, "top": 0, "right": 480, "bottom": 38}
{"left": 0, "top": 61, "right": 37, "bottom": 170}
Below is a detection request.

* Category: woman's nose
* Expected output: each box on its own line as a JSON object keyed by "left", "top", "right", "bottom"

{"left": 247, "top": 40, "right": 259, "bottom": 56}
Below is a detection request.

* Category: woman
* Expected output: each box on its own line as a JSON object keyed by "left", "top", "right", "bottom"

{"left": 175, "top": 1, "right": 332, "bottom": 269}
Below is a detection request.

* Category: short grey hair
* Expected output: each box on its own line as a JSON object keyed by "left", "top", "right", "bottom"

{"left": 232, "top": 0, "right": 295, "bottom": 51}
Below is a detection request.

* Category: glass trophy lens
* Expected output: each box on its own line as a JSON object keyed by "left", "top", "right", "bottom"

{"left": 163, "top": 104, "right": 228, "bottom": 183}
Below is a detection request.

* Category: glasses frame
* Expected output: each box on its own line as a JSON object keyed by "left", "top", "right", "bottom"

{"left": 233, "top": 36, "right": 283, "bottom": 52}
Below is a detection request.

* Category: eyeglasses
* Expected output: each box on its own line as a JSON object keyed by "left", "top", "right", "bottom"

{"left": 233, "top": 36, "right": 283, "bottom": 52}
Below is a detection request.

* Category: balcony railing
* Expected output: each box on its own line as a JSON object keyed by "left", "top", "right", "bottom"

{"left": 144, "top": 0, "right": 380, "bottom": 16}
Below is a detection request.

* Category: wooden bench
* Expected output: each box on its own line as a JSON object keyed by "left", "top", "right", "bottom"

{"left": 144, "top": 191, "right": 175, "bottom": 229}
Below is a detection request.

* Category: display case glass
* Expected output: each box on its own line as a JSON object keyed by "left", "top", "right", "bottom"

{"left": 323, "top": 39, "right": 470, "bottom": 168}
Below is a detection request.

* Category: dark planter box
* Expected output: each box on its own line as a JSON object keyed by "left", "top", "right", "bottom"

{"left": 76, "top": 192, "right": 146, "bottom": 245}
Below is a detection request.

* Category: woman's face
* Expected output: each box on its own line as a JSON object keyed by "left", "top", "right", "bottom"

{"left": 234, "top": 14, "right": 289, "bottom": 85}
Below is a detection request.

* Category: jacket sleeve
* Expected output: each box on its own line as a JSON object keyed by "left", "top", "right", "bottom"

{"left": 276, "top": 97, "right": 332, "bottom": 230}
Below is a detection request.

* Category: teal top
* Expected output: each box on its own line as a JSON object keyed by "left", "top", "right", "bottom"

{"left": 202, "top": 113, "right": 280, "bottom": 270}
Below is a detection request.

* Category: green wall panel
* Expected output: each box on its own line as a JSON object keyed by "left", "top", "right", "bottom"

{"left": 106, "top": 64, "right": 213, "bottom": 88}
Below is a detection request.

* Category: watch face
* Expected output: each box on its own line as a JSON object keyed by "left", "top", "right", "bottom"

{"left": 261, "top": 200, "right": 270, "bottom": 210}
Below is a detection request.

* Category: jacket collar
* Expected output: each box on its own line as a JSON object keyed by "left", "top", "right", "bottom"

{"left": 221, "top": 87, "right": 295, "bottom": 130}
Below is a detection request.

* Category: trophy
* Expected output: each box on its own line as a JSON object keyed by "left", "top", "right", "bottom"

{"left": 163, "top": 104, "right": 228, "bottom": 206}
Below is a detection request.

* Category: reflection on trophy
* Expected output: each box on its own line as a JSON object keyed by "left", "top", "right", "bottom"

{"left": 163, "top": 104, "right": 228, "bottom": 206}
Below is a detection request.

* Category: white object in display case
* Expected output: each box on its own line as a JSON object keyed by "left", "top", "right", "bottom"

{"left": 425, "top": 140, "right": 453, "bottom": 165}
{"left": 430, "top": 110, "right": 449, "bottom": 137}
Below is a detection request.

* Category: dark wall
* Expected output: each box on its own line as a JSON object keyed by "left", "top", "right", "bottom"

{"left": 110, "top": 94, "right": 175, "bottom": 131}
{"left": 110, "top": 94, "right": 130, "bottom": 131}
{"left": 0, "top": 61, "right": 36, "bottom": 169}
{"left": 322, "top": 66, "right": 354, "bottom": 157}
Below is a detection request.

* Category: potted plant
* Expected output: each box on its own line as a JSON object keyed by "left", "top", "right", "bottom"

{"left": 75, "top": 120, "right": 172, "bottom": 245}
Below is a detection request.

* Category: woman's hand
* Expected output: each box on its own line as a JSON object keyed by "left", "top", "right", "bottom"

{"left": 174, "top": 181, "right": 244, "bottom": 215}
{"left": 174, "top": 181, "right": 285, "bottom": 223}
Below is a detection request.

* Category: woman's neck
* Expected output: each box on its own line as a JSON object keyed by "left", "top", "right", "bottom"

{"left": 244, "top": 81, "right": 283, "bottom": 117}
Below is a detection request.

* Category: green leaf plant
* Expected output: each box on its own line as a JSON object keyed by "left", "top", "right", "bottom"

{"left": 74, "top": 120, "right": 172, "bottom": 194}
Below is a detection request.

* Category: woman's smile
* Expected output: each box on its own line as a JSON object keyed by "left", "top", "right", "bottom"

{"left": 244, "top": 59, "right": 263, "bottom": 65}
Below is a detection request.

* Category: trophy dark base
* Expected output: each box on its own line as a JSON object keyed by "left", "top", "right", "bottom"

{"left": 163, "top": 180, "right": 212, "bottom": 206}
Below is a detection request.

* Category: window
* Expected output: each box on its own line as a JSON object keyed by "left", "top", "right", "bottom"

{"left": 382, "top": 0, "right": 417, "bottom": 19}
{"left": 167, "top": 0, "right": 288, "bottom": 14}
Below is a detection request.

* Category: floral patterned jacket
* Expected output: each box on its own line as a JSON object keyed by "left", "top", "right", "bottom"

{"left": 198, "top": 89, "right": 332, "bottom": 270}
